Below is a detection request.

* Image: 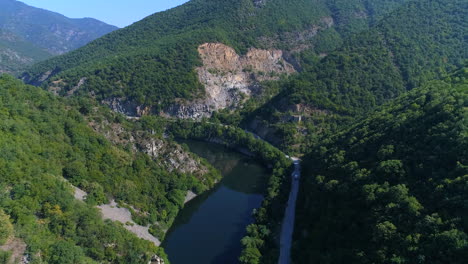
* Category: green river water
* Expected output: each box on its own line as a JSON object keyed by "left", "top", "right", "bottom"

{"left": 162, "top": 140, "right": 268, "bottom": 264}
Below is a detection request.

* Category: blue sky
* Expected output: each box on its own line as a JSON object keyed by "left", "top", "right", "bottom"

{"left": 20, "top": 0, "right": 190, "bottom": 28}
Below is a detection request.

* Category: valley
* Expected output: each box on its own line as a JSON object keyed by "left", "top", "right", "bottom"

{"left": 0, "top": 0, "right": 466, "bottom": 263}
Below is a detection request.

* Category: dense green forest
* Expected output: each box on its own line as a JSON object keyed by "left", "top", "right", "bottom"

{"left": 22, "top": 0, "right": 410, "bottom": 109}
{"left": 293, "top": 69, "right": 468, "bottom": 263}
{"left": 1, "top": 0, "right": 466, "bottom": 263}
{"left": 0, "top": 75, "right": 222, "bottom": 263}
{"left": 240, "top": 0, "right": 467, "bottom": 153}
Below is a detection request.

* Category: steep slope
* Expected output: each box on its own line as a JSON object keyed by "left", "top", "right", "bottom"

{"left": 241, "top": 0, "right": 467, "bottom": 152}
{"left": 22, "top": 0, "right": 411, "bottom": 118}
{"left": 0, "top": 29, "right": 52, "bottom": 74}
{"left": 0, "top": 74, "right": 219, "bottom": 263}
{"left": 0, "top": 0, "right": 118, "bottom": 55}
{"left": 293, "top": 69, "right": 468, "bottom": 263}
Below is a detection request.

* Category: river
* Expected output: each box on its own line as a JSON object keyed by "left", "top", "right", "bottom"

{"left": 162, "top": 140, "right": 269, "bottom": 264}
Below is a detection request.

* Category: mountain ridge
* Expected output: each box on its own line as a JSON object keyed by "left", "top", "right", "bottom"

{"left": 0, "top": 0, "right": 118, "bottom": 74}
{"left": 0, "top": 0, "right": 118, "bottom": 55}
{"left": 22, "top": 0, "right": 412, "bottom": 118}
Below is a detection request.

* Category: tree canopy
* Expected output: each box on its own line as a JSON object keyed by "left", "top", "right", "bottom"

{"left": 293, "top": 69, "right": 468, "bottom": 263}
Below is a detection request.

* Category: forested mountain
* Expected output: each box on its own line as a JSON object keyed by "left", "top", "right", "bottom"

{"left": 293, "top": 69, "right": 468, "bottom": 263}
{"left": 0, "top": 0, "right": 117, "bottom": 74}
{"left": 22, "top": 0, "right": 465, "bottom": 153}
{"left": 0, "top": 75, "right": 220, "bottom": 263}
{"left": 1, "top": 0, "right": 466, "bottom": 263}
{"left": 0, "top": 29, "right": 52, "bottom": 74}
{"left": 0, "top": 0, "right": 117, "bottom": 55}
{"left": 22, "top": 0, "right": 411, "bottom": 113}
{"left": 241, "top": 0, "right": 467, "bottom": 152}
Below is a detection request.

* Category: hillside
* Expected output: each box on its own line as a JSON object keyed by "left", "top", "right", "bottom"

{"left": 0, "top": 29, "right": 52, "bottom": 74}
{"left": 0, "top": 0, "right": 117, "bottom": 74}
{"left": 0, "top": 74, "right": 220, "bottom": 263}
{"left": 293, "top": 69, "right": 468, "bottom": 263}
{"left": 239, "top": 0, "right": 467, "bottom": 152}
{"left": 22, "top": 0, "right": 411, "bottom": 118}
{"left": 7, "top": 0, "right": 467, "bottom": 263}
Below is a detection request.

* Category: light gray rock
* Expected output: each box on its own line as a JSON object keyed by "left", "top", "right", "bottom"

{"left": 162, "top": 43, "right": 296, "bottom": 119}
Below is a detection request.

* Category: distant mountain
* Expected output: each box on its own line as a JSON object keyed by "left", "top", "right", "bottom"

{"left": 0, "top": 28, "right": 51, "bottom": 74}
{"left": 0, "top": 0, "right": 117, "bottom": 74}
{"left": 0, "top": 0, "right": 118, "bottom": 55}
{"left": 22, "top": 0, "right": 411, "bottom": 117}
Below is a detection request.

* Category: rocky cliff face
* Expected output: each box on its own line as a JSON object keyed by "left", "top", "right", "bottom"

{"left": 140, "top": 137, "right": 207, "bottom": 175}
{"left": 38, "top": 42, "right": 297, "bottom": 120}
{"left": 163, "top": 43, "right": 296, "bottom": 119}
{"left": 102, "top": 97, "right": 151, "bottom": 117}
{"left": 88, "top": 118, "right": 208, "bottom": 176}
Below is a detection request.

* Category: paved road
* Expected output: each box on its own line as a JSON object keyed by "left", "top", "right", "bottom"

{"left": 278, "top": 157, "right": 301, "bottom": 264}
{"left": 241, "top": 130, "right": 301, "bottom": 264}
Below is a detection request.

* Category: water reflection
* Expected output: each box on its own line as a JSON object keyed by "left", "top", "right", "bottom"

{"left": 162, "top": 140, "right": 268, "bottom": 264}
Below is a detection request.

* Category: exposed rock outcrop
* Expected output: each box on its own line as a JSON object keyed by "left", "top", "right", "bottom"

{"left": 21, "top": 68, "right": 60, "bottom": 87}
{"left": 66, "top": 77, "right": 87, "bottom": 97}
{"left": 68, "top": 43, "right": 297, "bottom": 120}
{"left": 0, "top": 237, "right": 28, "bottom": 264}
{"left": 98, "top": 200, "right": 161, "bottom": 246}
{"left": 141, "top": 137, "right": 207, "bottom": 174}
{"left": 103, "top": 97, "right": 151, "bottom": 117}
{"left": 72, "top": 185, "right": 163, "bottom": 247}
{"left": 149, "top": 255, "right": 165, "bottom": 264}
{"left": 184, "top": 190, "right": 197, "bottom": 204}
{"left": 73, "top": 185, "right": 87, "bottom": 201}
{"left": 253, "top": 0, "right": 268, "bottom": 7}
{"left": 163, "top": 43, "right": 296, "bottom": 119}
{"left": 88, "top": 118, "right": 208, "bottom": 176}
{"left": 0, "top": 48, "right": 33, "bottom": 64}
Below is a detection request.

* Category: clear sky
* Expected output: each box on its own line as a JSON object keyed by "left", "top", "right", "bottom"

{"left": 20, "top": 0, "right": 190, "bottom": 28}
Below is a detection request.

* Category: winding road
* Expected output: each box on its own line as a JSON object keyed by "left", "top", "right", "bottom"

{"left": 242, "top": 129, "right": 301, "bottom": 264}
{"left": 278, "top": 157, "right": 301, "bottom": 264}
